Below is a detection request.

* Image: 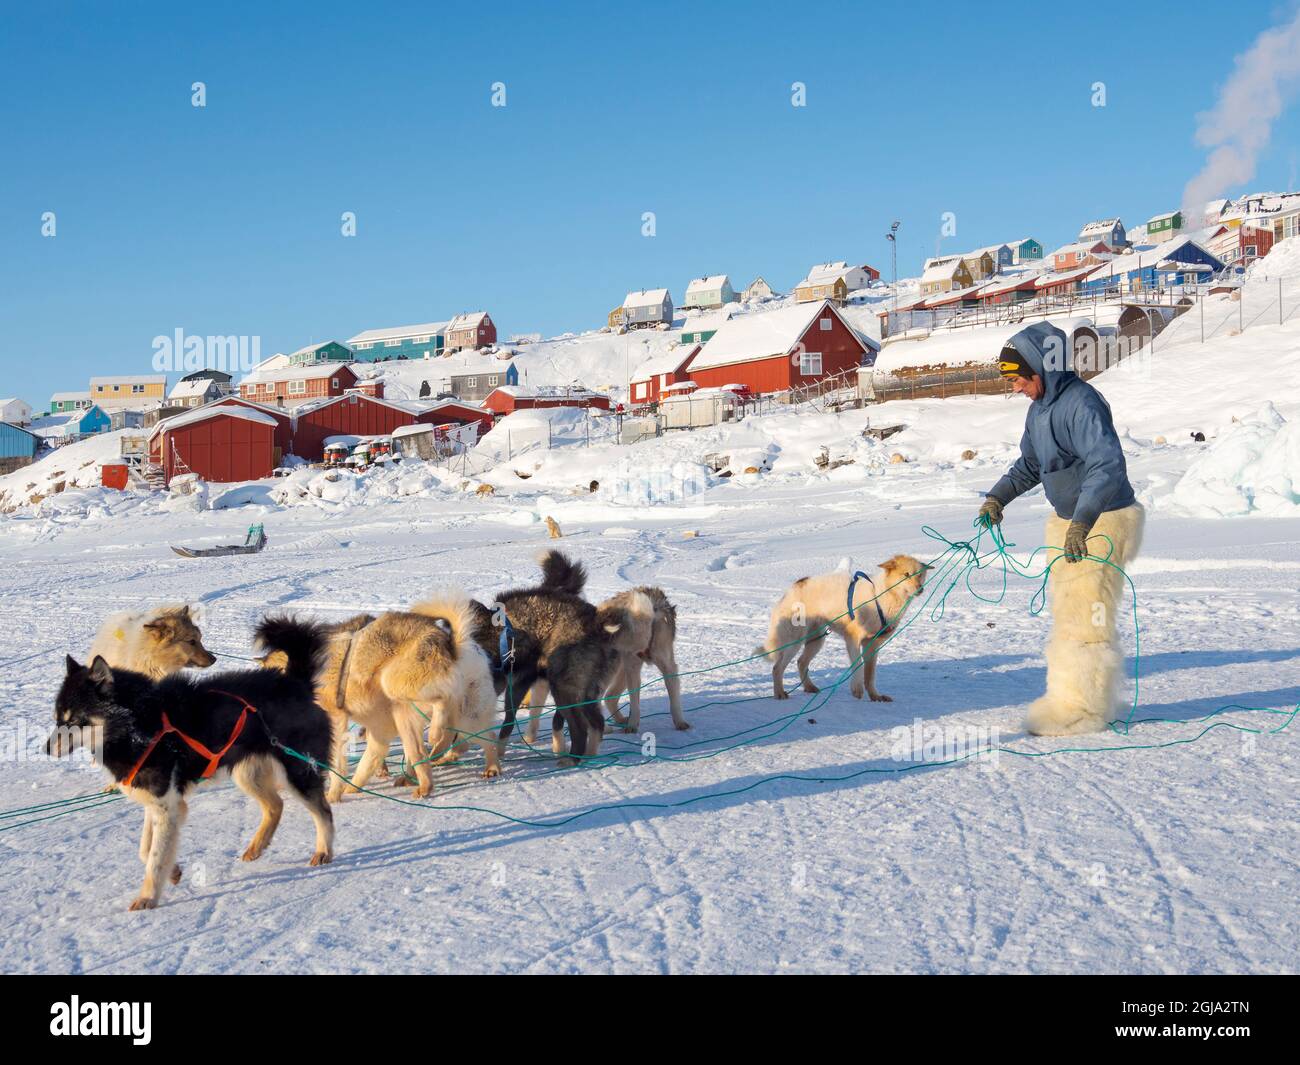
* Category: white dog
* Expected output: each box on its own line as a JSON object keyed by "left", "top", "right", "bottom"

{"left": 758, "top": 556, "right": 928, "bottom": 702}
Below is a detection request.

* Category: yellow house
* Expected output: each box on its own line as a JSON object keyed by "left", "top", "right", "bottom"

{"left": 607, "top": 306, "right": 626, "bottom": 329}
{"left": 919, "top": 257, "right": 974, "bottom": 296}
{"left": 89, "top": 374, "right": 167, "bottom": 411}
{"left": 961, "top": 251, "right": 997, "bottom": 280}
{"left": 794, "top": 264, "right": 850, "bottom": 303}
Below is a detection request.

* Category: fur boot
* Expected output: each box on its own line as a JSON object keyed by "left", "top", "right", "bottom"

{"left": 1027, "top": 503, "right": 1144, "bottom": 735}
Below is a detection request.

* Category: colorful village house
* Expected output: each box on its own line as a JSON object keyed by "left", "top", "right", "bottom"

{"left": 444, "top": 312, "right": 497, "bottom": 352}
{"left": 622, "top": 289, "right": 674, "bottom": 329}
{"left": 685, "top": 300, "right": 874, "bottom": 394}
{"left": 239, "top": 363, "right": 360, "bottom": 409}
{"left": 629, "top": 345, "right": 699, "bottom": 406}
{"left": 348, "top": 322, "right": 449, "bottom": 361}
{"left": 286, "top": 340, "right": 355, "bottom": 367}
{"left": 682, "top": 275, "right": 737, "bottom": 310}
{"left": 90, "top": 374, "right": 167, "bottom": 411}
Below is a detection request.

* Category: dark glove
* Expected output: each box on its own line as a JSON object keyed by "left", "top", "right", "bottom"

{"left": 977, "top": 497, "right": 1004, "bottom": 528}
{"left": 1063, "top": 520, "right": 1091, "bottom": 563}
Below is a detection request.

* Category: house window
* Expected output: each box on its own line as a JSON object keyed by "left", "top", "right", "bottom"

{"left": 330, "top": 379, "right": 339, "bottom": 389}
{"left": 800, "top": 352, "right": 823, "bottom": 376}
{"left": 820, "top": 318, "right": 832, "bottom": 331}
{"left": 487, "top": 376, "right": 498, "bottom": 386}
{"left": 386, "top": 340, "right": 400, "bottom": 347}
{"left": 466, "top": 377, "right": 477, "bottom": 388}
{"left": 113, "top": 385, "right": 120, "bottom": 392}
{"left": 132, "top": 384, "right": 145, "bottom": 393}
{"left": 288, "top": 380, "right": 306, "bottom": 395}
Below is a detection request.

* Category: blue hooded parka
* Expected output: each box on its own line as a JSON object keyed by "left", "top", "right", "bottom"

{"left": 987, "top": 322, "right": 1135, "bottom": 528}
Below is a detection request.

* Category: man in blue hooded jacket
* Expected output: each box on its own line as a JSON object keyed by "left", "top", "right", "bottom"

{"left": 975, "top": 322, "right": 1145, "bottom": 736}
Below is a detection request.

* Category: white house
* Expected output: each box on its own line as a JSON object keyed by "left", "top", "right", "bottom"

{"left": 744, "top": 277, "right": 775, "bottom": 301}
{"left": 0, "top": 398, "right": 33, "bottom": 425}
{"left": 167, "top": 378, "right": 225, "bottom": 409}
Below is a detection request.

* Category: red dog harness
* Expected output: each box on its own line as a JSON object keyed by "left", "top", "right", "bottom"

{"left": 122, "top": 690, "right": 258, "bottom": 789}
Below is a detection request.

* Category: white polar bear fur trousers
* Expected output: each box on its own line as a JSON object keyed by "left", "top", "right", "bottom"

{"left": 1026, "top": 502, "right": 1145, "bottom": 736}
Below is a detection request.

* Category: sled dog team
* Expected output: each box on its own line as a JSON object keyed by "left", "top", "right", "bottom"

{"left": 48, "top": 551, "right": 927, "bottom": 910}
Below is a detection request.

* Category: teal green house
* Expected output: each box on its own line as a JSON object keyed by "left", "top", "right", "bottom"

{"left": 287, "top": 340, "right": 355, "bottom": 366}
{"left": 348, "top": 322, "right": 448, "bottom": 361}
{"left": 49, "top": 391, "right": 93, "bottom": 414}
{"left": 1008, "top": 238, "right": 1043, "bottom": 263}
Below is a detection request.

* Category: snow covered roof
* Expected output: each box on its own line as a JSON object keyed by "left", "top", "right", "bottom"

{"left": 294, "top": 390, "right": 423, "bottom": 418}
{"left": 690, "top": 301, "right": 856, "bottom": 371}
{"left": 446, "top": 312, "right": 489, "bottom": 332}
{"left": 1051, "top": 240, "right": 1110, "bottom": 258}
{"left": 168, "top": 379, "right": 219, "bottom": 399}
{"left": 1148, "top": 211, "right": 1181, "bottom": 224}
{"left": 797, "top": 261, "right": 872, "bottom": 287}
{"left": 30, "top": 414, "right": 77, "bottom": 437}
{"left": 874, "top": 322, "right": 1035, "bottom": 374}
{"left": 1079, "top": 218, "right": 1122, "bottom": 236}
{"left": 685, "top": 275, "right": 730, "bottom": 294}
{"left": 348, "top": 321, "right": 450, "bottom": 345}
{"left": 1036, "top": 263, "right": 1102, "bottom": 287}
{"left": 155, "top": 405, "right": 279, "bottom": 435}
{"left": 623, "top": 289, "right": 671, "bottom": 309}
{"left": 631, "top": 345, "right": 699, "bottom": 384}
{"left": 49, "top": 391, "right": 91, "bottom": 402}
{"left": 1085, "top": 237, "right": 1218, "bottom": 281}
{"left": 921, "top": 260, "right": 965, "bottom": 283}
{"left": 489, "top": 384, "right": 606, "bottom": 399}
{"left": 681, "top": 306, "right": 739, "bottom": 333}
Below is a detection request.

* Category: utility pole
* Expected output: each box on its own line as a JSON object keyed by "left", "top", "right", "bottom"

{"left": 886, "top": 221, "right": 900, "bottom": 299}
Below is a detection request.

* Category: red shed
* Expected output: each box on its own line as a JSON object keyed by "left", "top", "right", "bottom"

{"left": 292, "top": 391, "right": 462, "bottom": 462}
{"left": 483, "top": 386, "right": 611, "bottom": 416}
{"left": 630, "top": 344, "right": 698, "bottom": 406}
{"left": 152, "top": 406, "right": 277, "bottom": 486}
{"left": 207, "top": 395, "right": 294, "bottom": 459}
{"left": 686, "top": 300, "right": 869, "bottom": 394}
{"left": 420, "top": 398, "right": 495, "bottom": 434}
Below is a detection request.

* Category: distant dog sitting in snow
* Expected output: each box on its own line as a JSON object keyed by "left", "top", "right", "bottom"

{"left": 758, "top": 557, "right": 929, "bottom": 702}
{"left": 89, "top": 605, "right": 216, "bottom": 680}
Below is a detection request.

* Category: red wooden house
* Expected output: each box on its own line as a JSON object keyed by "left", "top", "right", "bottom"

{"left": 629, "top": 344, "right": 699, "bottom": 406}
{"left": 239, "top": 365, "right": 358, "bottom": 408}
{"left": 419, "top": 398, "right": 495, "bottom": 434}
{"left": 686, "top": 300, "right": 870, "bottom": 394}
{"left": 292, "top": 391, "right": 466, "bottom": 462}
{"left": 149, "top": 406, "right": 278, "bottom": 486}
{"left": 483, "top": 386, "right": 612, "bottom": 416}
{"left": 444, "top": 312, "right": 497, "bottom": 352}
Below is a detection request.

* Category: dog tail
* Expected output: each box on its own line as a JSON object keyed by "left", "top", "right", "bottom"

{"left": 409, "top": 591, "right": 484, "bottom": 659}
{"left": 536, "top": 550, "right": 587, "bottom": 596}
{"left": 255, "top": 615, "right": 328, "bottom": 683}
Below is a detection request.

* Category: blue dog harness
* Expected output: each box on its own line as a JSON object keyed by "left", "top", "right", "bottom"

{"left": 846, "top": 571, "right": 889, "bottom": 631}
{"left": 496, "top": 611, "right": 515, "bottom": 677}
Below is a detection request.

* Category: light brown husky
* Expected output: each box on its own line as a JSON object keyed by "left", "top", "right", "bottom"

{"left": 262, "top": 594, "right": 498, "bottom": 802}
{"left": 758, "top": 556, "right": 928, "bottom": 702}
{"left": 89, "top": 605, "right": 216, "bottom": 680}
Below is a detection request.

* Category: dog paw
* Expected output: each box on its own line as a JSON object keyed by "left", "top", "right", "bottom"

{"left": 102, "top": 783, "right": 119, "bottom": 795}
{"left": 674, "top": 721, "right": 692, "bottom": 731}
{"left": 555, "top": 756, "right": 578, "bottom": 769}
{"left": 481, "top": 767, "right": 501, "bottom": 779}
{"left": 802, "top": 683, "right": 821, "bottom": 694}
{"left": 774, "top": 690, "right": 790, "bottom": 701}
{"left": 850, "top": 687, "right": 865, "bottom": 699}
{"left": 621, "top": 723, "right": 638, "bottom": 733}
{"left": 241, "top": 846, "right": 264, "bottom": 862}
{"left": 869, "top": 692, "right": 893, "bottom": 702}
{"left": 411, "top": 785, "right": 431, "bottom": 799}
{"left": 170, "top": 864, "right": 183, "bottom": 884}
{"left": 128, "top": 896, "right": 157, "bottom": 912}
{"left": 309, "top": 851, "right": 333, "bottom": 867}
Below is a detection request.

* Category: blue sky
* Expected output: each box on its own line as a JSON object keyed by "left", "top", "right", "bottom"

{"left": 4, "top": 0, "right": 1299, "bottom": 407}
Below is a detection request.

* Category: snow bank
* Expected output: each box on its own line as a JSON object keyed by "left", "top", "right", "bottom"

{"left": 1168, "top": 403, "right": 1300, "bottom": 517}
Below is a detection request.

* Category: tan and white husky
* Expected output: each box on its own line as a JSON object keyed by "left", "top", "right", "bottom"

{"left": 89, "top": 605, "right": 216, "bottom": 680}
{"left": 758, "top": 556, "right": 928, "bottom": 702}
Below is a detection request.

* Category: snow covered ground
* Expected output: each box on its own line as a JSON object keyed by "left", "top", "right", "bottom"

{"left": 2, "top": 293, "right": 1298, "bottom": 974}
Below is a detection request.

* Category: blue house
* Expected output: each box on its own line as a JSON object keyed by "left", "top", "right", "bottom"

{"left": 348, "top": 322, "right": 448, "bottom": 362}
{"left": 0, "top": 422, "right": 40, "bottom": 474}
{"left": 1081, "top": 239, "right": 1224, "bottom": 295}
{"left": 30, "top": 404, "right": 111, "bottom": 442}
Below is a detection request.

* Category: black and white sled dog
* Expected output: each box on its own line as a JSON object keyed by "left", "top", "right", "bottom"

{"left": 47, "top": 616, "right": 335, "bottom": 911}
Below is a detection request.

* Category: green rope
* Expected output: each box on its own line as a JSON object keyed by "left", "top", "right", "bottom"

{"left": 9, "top": 517, "right": 1297, "bottom": 834}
